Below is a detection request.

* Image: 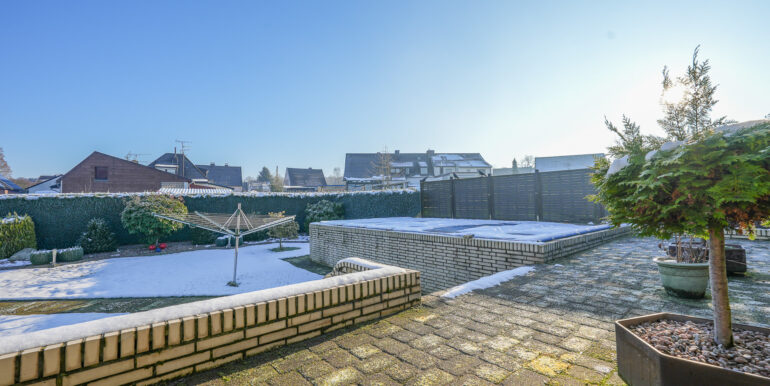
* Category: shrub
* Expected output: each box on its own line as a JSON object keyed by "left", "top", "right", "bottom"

{"left": 190, "top": 227, "right": 218, "bottom": 245}
{"left": 215, "top": 235, "right": 243, "bottom": 247}
{"left": 121, "top": 195, "right": 187, "bottom": 245}
{"left": 29, "top": 246, "right": 83, "bottom": 265}
{"left": 243, "top": 229, "right": 269, "bottom": 242}
{"left": 78, "top": 218, "right": 117, "bottom": 254}
{"left": 267, "top": 211, "right": 299, "bottom": 249}
{"left": 304, "top": 200, "right": 344, "bottom": 229}
{"left": 0, "top": 213, "right": 36, "bottom": 259}
{"left": 592, "top": 121, "right": 770, "bottom": 346}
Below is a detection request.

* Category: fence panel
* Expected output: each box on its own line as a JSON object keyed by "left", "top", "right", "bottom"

{"left": 539, "top": 169, "right": 603, "bottom": 223}
{"left": 453, "top": 177, "right": 490, "bottom": 219}
{"left": 420, "top": 168, "right": 605, "bottom": 223}
{"left": 420, "top": 180, "right": 453, "bottom": 218}
{"left": 492, "top": 174, "right": 537, "bottom": 221}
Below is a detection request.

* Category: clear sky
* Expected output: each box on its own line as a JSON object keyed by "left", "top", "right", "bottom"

{"left": 1, "top": 1, "right": 768, "bottom": 179}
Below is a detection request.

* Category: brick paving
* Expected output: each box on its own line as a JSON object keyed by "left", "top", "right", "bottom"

{"left": 175, "top": 236, "right": 770, "bottom": 385}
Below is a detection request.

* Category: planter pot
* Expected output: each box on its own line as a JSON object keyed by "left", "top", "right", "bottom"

{"left": 654, "top": 257, "right": 709, "bottom": 299}
{"left": 666, "top": 243, "right": 747, "bottom": 274}
{"left": 616, "top": 312, "right": 770, "bottom": 386}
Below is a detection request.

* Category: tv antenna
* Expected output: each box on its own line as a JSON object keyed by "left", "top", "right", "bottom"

{"left": 175, "top": 140, "right": 192, "bottom": 177}
{"left": 125, "top": 152, "right": 149, "bottom": 163}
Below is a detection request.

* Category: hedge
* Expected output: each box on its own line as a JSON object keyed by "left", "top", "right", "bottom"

{"left": 30, "top": 246, "right": 84, "bottom": 265}
{"left": 0, "top": 214, "right": 37, "bottom": 259}
{"left": 0, "top": 191, "right": 420, "bottom": 249}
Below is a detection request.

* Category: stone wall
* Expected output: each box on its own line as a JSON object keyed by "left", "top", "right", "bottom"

{"left": 310, "top": 224, "right": 631, "bottom": 293}
{"left": 0, "top": 260, "right": 420, "bottom": 386}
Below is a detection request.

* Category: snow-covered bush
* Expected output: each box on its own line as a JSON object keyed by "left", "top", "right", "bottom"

{"left": 30, "top": 246, "right": 83, "bottom": 265}
{"left": 78, "top": 218, "right": 116, "bottom": 254}
{"left": 0, "top": 213, "right": 36, "bottom": 259}
{"left": 304, "top": 200, "right": 344, "bottom": 228}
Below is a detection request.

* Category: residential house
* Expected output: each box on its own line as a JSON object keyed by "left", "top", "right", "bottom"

{"left": 60, "top": 152, "right": 189, "bottom": 193}
{"left": 26, "top": 175, "right": 62, "bottom": 193}
{"left": 147, "top": 153, "right": 233, "bottom": 190}
{"left": 197, "top": 163, "right": 243, "bottom": 192}
{"left": 535, "top": 153, "right": 604, "bottom": 172}
{"left": 343, "top": 150, "right": 492, "bottom": 190}
{"left": 284, "top": 168, "right": 326, "bottom": 192}
{"left": 0, "top": 175, "right": 25, "bottom": 194}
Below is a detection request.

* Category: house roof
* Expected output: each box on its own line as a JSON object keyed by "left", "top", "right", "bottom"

{"left": 0, "top": 175, "right": 24, "bottom": 193}
{"left": 148, "top": 153, "right": 207, "bottom": 180}
{"left": 344, "top": 152, "right": 490, "bottom": 179}
{"left": 62, "top": 151, "right": 191, "bottom": 182}
{"left": 285, "top": 168, "right": 327, "bottom": 187}
{"left": 196, "top": 164, "right": 243, "bottom": 187}
{"left": 26, "top": 175, "right": 62, "bottom": 189}
{"left": 534, "top": 153, "right": 605, "bottom": 172}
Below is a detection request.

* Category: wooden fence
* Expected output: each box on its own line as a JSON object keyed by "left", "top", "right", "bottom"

{"left": 420, "top": 168, "right": 607, "bottom": 223}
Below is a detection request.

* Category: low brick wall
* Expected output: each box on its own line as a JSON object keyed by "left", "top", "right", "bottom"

{"left": 0, "top": 260, "right": 420, "bottom": 386}
{"left": 726, "top": 228, "right": 770, "bottom": 241}
{"left": 310, "top": 223, "right": 631, "bottom": 293}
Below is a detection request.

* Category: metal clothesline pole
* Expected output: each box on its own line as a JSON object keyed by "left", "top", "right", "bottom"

{"left": 232, "top": 203, "right": 241, "bottom": 286}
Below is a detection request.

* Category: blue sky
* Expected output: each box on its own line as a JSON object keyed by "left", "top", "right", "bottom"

{"left": 1, "top": 1, "right": 768, "bottom": 178}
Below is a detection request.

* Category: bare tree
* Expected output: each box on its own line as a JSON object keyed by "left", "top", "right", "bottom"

{"left": 369, "top": 147, "right": 392, "bottom": 189}
{"left": 326, "top": 167, "right": 343, "bottom": 185}
{"left": 519, "top": 155, "right": 534, "bottom": 168}
{"left": 0, "top": 148, "right": 11, "bottom": 177}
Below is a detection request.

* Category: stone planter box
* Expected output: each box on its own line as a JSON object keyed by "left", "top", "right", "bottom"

{"left": 666, "top": 243, "right": 747, "bottom": 274}
{"left": 616, "top": 312, "right": 770, "bottom": 386}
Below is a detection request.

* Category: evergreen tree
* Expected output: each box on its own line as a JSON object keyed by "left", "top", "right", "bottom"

{"left": 658, "top": 45, "right": 729, "bottom": 141}
{"left": 257, "top": 167, "right": 272, "bottom": 182}
{"left": 605, "top": 115, "right": 665, "bottom": 158}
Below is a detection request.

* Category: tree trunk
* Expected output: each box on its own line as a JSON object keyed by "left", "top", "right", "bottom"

{"left": 708, "top": 227, "right": 733, "bottom": 347}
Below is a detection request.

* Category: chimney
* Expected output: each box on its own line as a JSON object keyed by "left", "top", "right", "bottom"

{"left": 394, "top": 150, "right": 400, "bottom": 157}
{"left": 426, "top": 150, "right": 436, "bottom": 176}
{"left": 210, "top": 162, "right": 215, "bottom": 166}
{"left": 224, "top": 163, "right": 228, "bottom": 167}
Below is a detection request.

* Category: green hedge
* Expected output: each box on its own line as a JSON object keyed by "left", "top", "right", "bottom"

{"left": 0, "top": 213, "right": 37, "bottom": 259}
{"left": 30, "top": 246, "right": 84, "bottom": 265}
{"left": 0, "top": 191, "right": 419, "bottom": 249}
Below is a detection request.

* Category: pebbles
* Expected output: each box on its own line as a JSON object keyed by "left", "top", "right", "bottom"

{"left": 631, "top": 319, "right": 770, "bottom": 378}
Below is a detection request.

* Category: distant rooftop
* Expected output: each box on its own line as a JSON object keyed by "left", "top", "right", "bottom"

{"left": 535, "top": 153, "right": 604, "bottom": 172}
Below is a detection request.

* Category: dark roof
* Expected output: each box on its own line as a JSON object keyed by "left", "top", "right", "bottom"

{"left": 196, "top": 164, "right": 243, "bottom": 187}
{"left": 148, "top": 153, "right": 207, "bottom": 180}
{"left": 285, "top": 168, "right": 326, "bottom": 187}
{"left": 62, "top": 151, "right": 191, "bottom": 181}
{"left": 26, "top": 175, "right": 62, "bottom": 189}
{"left": 0, "top": 175, "right": 24, "bottom": 193}
{"left": 344, "top": 152, "right": 489, "bottom": 179}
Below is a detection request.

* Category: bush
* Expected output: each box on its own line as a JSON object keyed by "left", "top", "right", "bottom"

{"left": 29, "top": 246, "right": 83, "bottom": 265}
{"left": 215, "top": 235, "right": 243, "bottom": 247}
{"left": 0, "top": 191, "right": 420, "bottom": 249}
{"left": 0, "top": 213, "right": 37, "bottom": 259}
{"left": 121, "top": 195, "right": 187, "bottom": 245}
{"left": 243, "top": 229, "right": 269, "bottom": 242}
{"left": 190, "top": 227, "right": 218, "bottom": 245}
{"left": 78, "top": 218, "right": 117, "bottom": 254}
{"left": 267, "top": 211, "right": 299, "bottom": 249}
{"left": 304, "top": 200, "right": 344, "bottom": 228}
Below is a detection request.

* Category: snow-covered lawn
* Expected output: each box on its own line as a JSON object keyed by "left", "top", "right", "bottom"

{"left": 0, "top": 313, "right": 125, "bottom": 337}
{"left": 442, "top": 266, "right": 535, "bottom": 298}
{"left": 321, "top": 217, "right": 612, "bottom": 243}
{"left": 0, "top": 243, "right": 321, "bottom": 299}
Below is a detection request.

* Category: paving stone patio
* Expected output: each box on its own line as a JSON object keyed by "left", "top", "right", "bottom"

{"left": 175, "top": 236, "right": 770, "bottom": 385}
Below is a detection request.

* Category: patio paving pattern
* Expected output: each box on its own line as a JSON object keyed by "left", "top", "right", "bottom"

{"left": 175, "top": 236, "right": 770, "bottom": 385}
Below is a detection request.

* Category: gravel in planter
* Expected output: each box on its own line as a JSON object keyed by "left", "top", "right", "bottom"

{"left": 631, "top": 319, "right": 770, "bottom": 377}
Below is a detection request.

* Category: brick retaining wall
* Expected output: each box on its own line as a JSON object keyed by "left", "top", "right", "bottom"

{"left": 0, "top": 260, "right": 420, "bottom": 386}
{"left": 310, "top": 223, "right": 631, "bottom": 293}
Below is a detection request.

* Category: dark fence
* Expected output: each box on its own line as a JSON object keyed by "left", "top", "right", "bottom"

{"left": 420, "top": 168, "right": 606, "bottom": 223}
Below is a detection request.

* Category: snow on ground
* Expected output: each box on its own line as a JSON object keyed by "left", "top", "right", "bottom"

{"left": 321, "top": 217, "right": 612, "bottom": 243}
{"left": 442, "top": 266, "right": 535, "bottom": 298}
{"left": 0, "top": 259, "right": 30, "bottom": 268}
{"left": 0, "top": 243, "right": 320, "bottom": 299}
{"left": 0, "top": 313, "right": 126, "bottom": 337}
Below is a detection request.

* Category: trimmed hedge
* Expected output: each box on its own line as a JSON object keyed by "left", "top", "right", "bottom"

{"left": 0, "top": 191, "right": 420, "bottom": 249}
{"left": 30, "top": 246, "right": 84, "bottom": 265}
{"left": 0, "top": 214, "right": 37, "bottom": 259}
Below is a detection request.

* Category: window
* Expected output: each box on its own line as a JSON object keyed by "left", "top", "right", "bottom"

{"left": 94, "top": 166, "right": 108, "bottom": 181}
